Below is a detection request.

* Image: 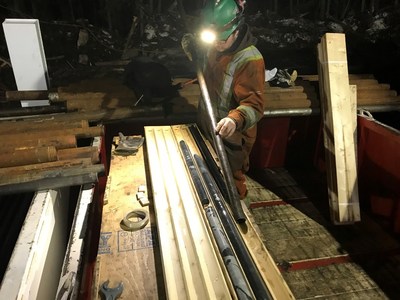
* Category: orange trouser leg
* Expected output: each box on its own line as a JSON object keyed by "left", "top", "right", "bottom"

{"left": 233, "top": 169, "right": 247, "bottom": 199}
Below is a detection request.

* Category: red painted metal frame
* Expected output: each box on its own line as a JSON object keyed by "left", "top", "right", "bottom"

{"left": 78, "top": 129, "right": 109, "bottom": 299}
{"left": 357, "top": 115, "right": 400, "bottom": 234}
{"left": 278, "top": 247, "right": 400, "bottom": 272}
{"left": 250, "top": 117, "right": 291, "bottom": 169}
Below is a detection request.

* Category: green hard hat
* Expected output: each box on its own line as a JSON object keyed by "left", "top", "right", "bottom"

{"left": 202, "top": 0, "right": 243, "bottom": 41}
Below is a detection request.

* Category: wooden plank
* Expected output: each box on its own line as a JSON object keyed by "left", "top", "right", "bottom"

{"left": 0, "top": 164, "right": 103, "bottom": 186}
{"left": 93, "top": 139, "right": 163, "bottom": 299}
{"left": 357, "top": 96, "right": 400, "bottom": 105}
{"left": 2, "top": 135, "right": 77, "bottom": 151}
{"left": 0, "top": 119, "right": 88, "bottom": 135}
{"left": 65, "top": 96, "right": 134, "bottom": 111}
{"left": 264, "top": 92, "right": 307, "bottom": 101}
{"left": 153, "top": 126, "right": 205, "bottom": 299}
{"left": 356, "top": 83, "right": 391, "bottom": 90}
{"left": 144, "top": 127, "right": 186, "bottom": 299}
{"left": 265, "top": 99, "right": 313, "bottom": 109}
{"left": 57, "top": 146, "right": 99, "bottom": 163}
{"left": 145, "top": 125, "right": 233, "bottom": 299}
{"left": 0, "top": 158, "right": 93, "bottom": 176}
{"left": 317, "top": 33, "right": 360, "bottom": 224}
{"left": 237, "top": 203, "right": 296, "bottom": 300}
{"left": 0, "top": 106, "right": 163, "bottom": 124}
{"left": 349, "top": 79, "right": 379, "bottom": 86}
{"left": 0, "top": 126, "right": 104, "bottom": 141}
{"left": 0, "top": 164, "right": 103, "bottom": 196}
{"left": 265, "top": 85, "right": 305, "bottom": 93}
{"left": 357, "top": 89, "right": 397, "bottom": 98}
{"left": 300, "top": 74, "right": 375, "bottom": 81}
{"left": 0, "top": 146, "right": 57, "bottom": 168}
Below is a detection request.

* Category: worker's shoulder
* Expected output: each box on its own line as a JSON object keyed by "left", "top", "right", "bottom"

{"left": 233, "top": 45, "right": 263, "bottom": 62}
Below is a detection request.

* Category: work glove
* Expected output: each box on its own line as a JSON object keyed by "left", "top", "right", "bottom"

{"left": 181, "top": 33, "right": 197, "bottom": 62}
{"left": 215, "top": 117, "right": 237, "bottom": 138}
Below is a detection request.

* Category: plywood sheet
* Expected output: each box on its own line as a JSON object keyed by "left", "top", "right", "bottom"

{"left": 93, "top": 138, "right": 164, "bottom": 299}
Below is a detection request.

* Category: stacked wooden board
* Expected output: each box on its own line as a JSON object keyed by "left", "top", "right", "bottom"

{"left": 264, "top": 82, "right": 319, "bottom": 109}
{"left": 317, "top": 33, "right": 360, "bottom": 224}
{"left": 172, "top": 71, "right": 399, "bottom": 116}
{"left": 300, "top": 74, "right": 400, "bottom": 107}
{"left": 171, "top": 78, "right": 320, "bottom": 115}
{"left": 0, "top": 118, "right": 104, "bottom": 194}
{"left": 4, "top": 71, "right": 397, "bottom": 122}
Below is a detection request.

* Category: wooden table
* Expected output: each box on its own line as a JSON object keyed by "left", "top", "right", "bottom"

{"left": 92, "top": 137, "right": 165, "bottom": 299}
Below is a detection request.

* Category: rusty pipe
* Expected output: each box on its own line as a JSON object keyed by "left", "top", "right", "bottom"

{"left": 196, "top": 65, "right": 246, "bottom": 223}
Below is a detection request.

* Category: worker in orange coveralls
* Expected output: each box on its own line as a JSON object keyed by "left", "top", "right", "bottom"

{"left": 197, "top": 0, "right": 266, "bottom": 200}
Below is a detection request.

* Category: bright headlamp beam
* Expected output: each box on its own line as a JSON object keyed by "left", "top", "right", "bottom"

{"left": 200, "top": 29, "right": 216, "bottom": 44}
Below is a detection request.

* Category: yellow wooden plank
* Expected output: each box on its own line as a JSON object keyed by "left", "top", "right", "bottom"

{"left": 318, "top": 33, "right": 360, "bottom": 224}
{"left": 153, "top": 126, "right": 204, "bottom": 299}
{"left": 145, "top": 125, "right": 233, "bottom": 299}
{"left": 237, "top": 203, "right": 296, "bottom": 300}
{"left": 145, "top": 127, "right": 186, "bottom": 299}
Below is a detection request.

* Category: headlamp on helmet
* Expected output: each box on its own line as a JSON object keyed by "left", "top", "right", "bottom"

{"left": 200, "top": 28, "right": 217, "bottom": 44}
{"left": 200, "top": 0, "right": 243, "bottom": 44}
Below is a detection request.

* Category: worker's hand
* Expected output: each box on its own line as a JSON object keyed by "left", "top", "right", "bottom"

{"left": 215, "top": 117, "right": 237, "bottom": 138}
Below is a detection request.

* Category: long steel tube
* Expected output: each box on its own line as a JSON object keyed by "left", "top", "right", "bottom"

{"left": 194, "top": 154, "right": 273, "bottom": 300}
{"left": 179, "top": 140, "right": 253, "bottom": 299}
{"left": 205, "top": 206, "right": 253, "bottom": 299}
{"left": 188, "top": 125, "right": 229, "bottom": 202}
{"left": 195, "top": 67, "right": 246, "bottom": 223}
{"left": 179, "top": 140, "right": 209, "bottom": 206}
{"left": 263, "top": 105, "right": 400, "bottom": 117}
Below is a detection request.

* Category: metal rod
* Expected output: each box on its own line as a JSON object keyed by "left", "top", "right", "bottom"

{"left": 194, "top": 154, "right": 273, "bottom": 300}
{"left": 0, "top": 104, "right": 67, "bottom": 118}
{"left": 179, "top": 140, "right": 209, "bottom": 205}
{"left": 205, "top": 206, "right": 253, "bottom": 299}
{"left": 263, "top": 105, "right": 400, "bottom": 117}
{"left": 178, "top": 140, "right": 252, "bottom": 299}
{"left": 264, "top": 107, "right": 320, "bottom": 117}
{"left": 188, "top": 125, "right": 229, "bottom": 203}
{"left": 195, "top": 67, "right": 246, "bottom": 223}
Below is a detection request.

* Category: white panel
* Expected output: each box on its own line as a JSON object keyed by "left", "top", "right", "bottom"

{"left": 0, "top": 189, "right": 68, "bottom": 300}
{"left": 2, "top": 19, "right": 50, "bottom": 107}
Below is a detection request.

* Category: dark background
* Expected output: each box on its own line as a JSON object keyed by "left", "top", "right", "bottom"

{"left": 0, "top": 0, "right": 399, "bottom": 92}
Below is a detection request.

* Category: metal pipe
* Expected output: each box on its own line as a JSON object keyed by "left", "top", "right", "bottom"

{"left": 188, "top": 125, "right": 229, "bottom": 203}
{"left": 358, "top": 105, "right": 400, "bottom": 113}
{"left": 264, "top": 107, "right": 320, "bottom": 117}
{"left": 178, "top": 140, "right": 252, "bottom": 299}
{"left": 179, "top": 140, "right": 209, "bottom": 205}
{"left": 0, "top": 104, "right": 67, "bottom": 118}
{"left": 196, "top": 67, "right": 246, "bottom": 223}
{"left": 205, "top": 206, "right": 253, "bottom": 299}
{"left": 194, "top": 154, "right": 273, "bottom": 300}
{"left": 263, "top": 105, "right": 400, "bottom": 117}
